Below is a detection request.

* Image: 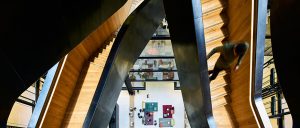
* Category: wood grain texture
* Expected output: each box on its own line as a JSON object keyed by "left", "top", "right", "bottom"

{"left": 61, "top": 42, "right": 113, "bottom": 127}
{"left": 39, "top": 1, "right": 132, "bottom": 127}
{"left": 226, "top": 0, "right": 258, "bottom": 127}
{"left": 202, "top": 0, "right": 237, "bottom": 127}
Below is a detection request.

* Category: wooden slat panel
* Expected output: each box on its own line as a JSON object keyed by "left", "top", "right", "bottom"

{"left": 203, "top": 6, "right": 223, "bottom": 17}
{"left": 205, "top": 27, "right": 228, "bottom": 43}
{"left": 212, "top": 96, "right": 228, "bottom": 108}
{"left": 202, "top": 0, "right": 213, "bottom": 4}
{"left": 201, "top": 0, "right": 239, "bottom": 127}
{"left": 204, "top": 22, "right": 224, "bottom": 34}
{"left": 213, "top": 105, "right": 238, "bottom": 127}
{"left": 226, "top": 0, "right": 257, "bottom": 127}
{"left": 61, "top": 60, "right": 106, "bottom": 127}
{"left": 211, "top": 86, "right": 229, "bottom": 101}
{"left": 40, "top": 1, "right": 132, "bottom": 127}
{"left": 202, "top": 0, "right": 226, "bottom": 14}
{"left": 203, "top": 13, "right": 227, "bottom": 29}
{"left": 210, "top": 73, "right": 227, "bottom": 91}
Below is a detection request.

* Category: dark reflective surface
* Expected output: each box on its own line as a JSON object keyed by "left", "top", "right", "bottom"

{"left": 271, "top": 0, "right": 300, "bottom": 127}
{"left": 252, "top": 0, "right": 272, "bottom": 127}
{"left": 163, "top": 0, "right": 216, "bottom": 127}
{"left": 84, "top": 0, "right": 166, "bottom": 127}
{"left": 0, "top": 0, "right": 127, "bottom": 124}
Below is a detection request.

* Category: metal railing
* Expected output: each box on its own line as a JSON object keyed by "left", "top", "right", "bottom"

{"left": 262, "top": 65, "right": 290, "bottom": 128}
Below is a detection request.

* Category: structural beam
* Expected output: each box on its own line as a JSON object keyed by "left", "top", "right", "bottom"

{"left": 83, "top": 0, "right": 165, "bottom": 127}
{"left": 251, "top": 0, "right": 272, "bottom": 127}
{"left": 125, "top": 75, "right": 135, "bottom": 95}
{"left": 15, "top": 99, "right": 35, "bottom": 107}
{"left": 151, "top": 35, "right": 171, "bottom": 40}
{"left": 163, "top": 0, "right": 215, "bottom": 127}
{"left": 0, "top": 0, "right": 127, "bottom": 125}
{"left": 109, "top": 105, "right": 119, "bottom": 128}
{"left": 35, "top": 80, "right": 40, "bottom": 103}
{"left": 271, "top": 0, "right": 300, "bottom": 127}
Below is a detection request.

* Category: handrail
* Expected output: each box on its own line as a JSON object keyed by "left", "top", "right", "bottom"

{"left": 263, "top": 58, "right": 274, "bottom": 68}
{"left": 83, "top": 0, "right": 166, "bottom": 127}
{"left": 269, "top": 112, "right": 291, "bottom": 118}
{"left": 131, "top": 80, "right": 180, "bottom": 82}
{"left": 15, "top": 99, "right": 35, "bottom": 107}
{"left": 19, "top": 96, "right": 35, "bottom": 103}
{"left": 163, "top": 0, "right": 216, "bottom": 126}
{"left": 28, "top": 58, "right": 65, "bottom": 127}
{"left": 138, "top": 56, "right": 174, "bottom": 59}
{"left": 130, "top": 69, "right": 177, "bottom": 72}
{"left": 262, "top": 83, "right": 281, "bottom": 98}
{"left": 151, "top": 35, "right": 171, "bottom": 40}
{"left": 263, "top": 58, "right": 273, "bottom": 65}
{"left": 250, "top": 0, "right": 272, "bottom": 127}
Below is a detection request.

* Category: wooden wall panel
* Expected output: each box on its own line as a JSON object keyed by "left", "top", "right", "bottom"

{"left": 212, "top": 105, "right": 237, "bottom": 127}
{"left": 61, "top": 42, "right": 113, "bottom": 128}
{"left": 227, "top": 0, "right": 258, "bottom": 127}
{"left": 39, "top": 1, "right": 132, "bottom": 127}
{"left": 201, "top": 0, "right": 238, "bottom": 127}
{"left": 201, "top": 0, "right": 239, "bottom": 127}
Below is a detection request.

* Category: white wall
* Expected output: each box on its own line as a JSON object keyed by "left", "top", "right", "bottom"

{"left": 282, "top": 98, "right": 293, "bottom": 128}
{"left": 7, "top": 86, "right": 35, "bottom": 127}
{"left": 118, "top": 82, "right": 185, "bottom": 128}
{"left": 117, "top": 91, "right": 130, "bottom": 128}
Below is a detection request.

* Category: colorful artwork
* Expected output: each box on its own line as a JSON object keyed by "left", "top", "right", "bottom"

{"left": 145, "top": 102, "right": 158, "bottom": 112}
{"left": 163, "top": 105, "right": 174, "bottom": 118}
{"left": 159, "top": 118, "right": 175, "bottom": 127}
{"left": 144, "top": 112, "right": 154, "bottom": 125}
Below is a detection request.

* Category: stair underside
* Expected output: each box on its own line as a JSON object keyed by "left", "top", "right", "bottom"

{"left": 202, "top": 0, "right": 237, "bottom": 127}
{"left": 61, "top": 40, "right": 114, "bottom": 127}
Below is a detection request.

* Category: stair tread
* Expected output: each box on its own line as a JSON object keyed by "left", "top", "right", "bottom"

{"left": 202, "top": 0, "right": 226, "bottom": 14}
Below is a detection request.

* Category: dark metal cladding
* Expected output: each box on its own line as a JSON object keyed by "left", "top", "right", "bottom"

{"left": 270, "top": 0, "right": 300, "bottom": 127}
{"left": 125, "top": 75, "right": 135, "bottom": 95}
{"left": 251, "top": 0, "right": 271, "bottom": 127}
{"left": 109, "top": 105, "right": 119, "bottom": 128}
{"left": 0, "top": 0, "right": 127, "bottom": 125}
{"left": 83, "top": 0, "right": 166, "bottom": 127}
{"left": 163, "top": 0, "right": 216, "bottom": 127}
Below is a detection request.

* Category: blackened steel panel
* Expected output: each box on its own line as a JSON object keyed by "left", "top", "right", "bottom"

{"left": 84, "top": 0, "right": 165, "bottom": 127}
{"left": 271, "top": 0, "right": 300, "bottom": 127}
{"left": 251, "top": 0, "right": 272, "bottom": 127}
{"left": 0, "top": 0, "right": 127, "bottom": 124}
{"left": 163, "top": 0, "right": 216, "bottom": 127}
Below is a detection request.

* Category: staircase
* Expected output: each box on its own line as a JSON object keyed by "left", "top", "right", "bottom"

{"left": 201, "top": 0, "right": 237, "bottom": 127}
{"left": 61, "top": 38, "right": 114, "bottom": 127}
